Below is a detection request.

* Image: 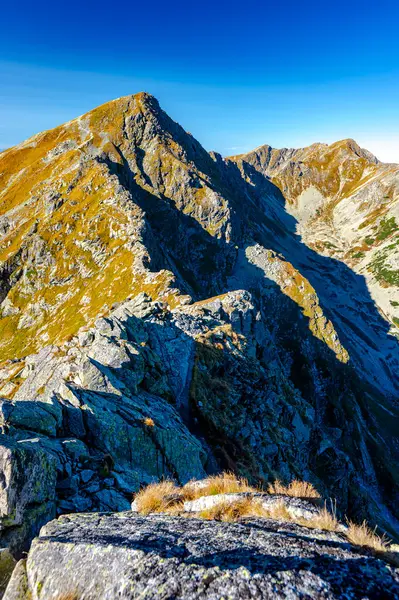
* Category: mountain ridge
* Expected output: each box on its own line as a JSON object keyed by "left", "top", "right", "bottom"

{"left": 228, "top": 137, "right": 385, "bottom": 165}
{"left": 0, "top": 93, "right": 398, "bottom": 557}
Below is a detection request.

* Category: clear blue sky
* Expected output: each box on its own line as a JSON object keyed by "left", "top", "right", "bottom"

{"left": 1, "top": 0, "right": 399, "bottom": 161}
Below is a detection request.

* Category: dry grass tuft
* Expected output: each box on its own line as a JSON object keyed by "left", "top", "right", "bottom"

{"left": 56, "top": 593, "right": 80, "bottom": 600}
{"left": 143, "top": 417, "right": 155, "bottom": 427}
{"left": 199, "top": 498, "right": 263, "bottom": 522}
{"left": 262, "top": 501, "right": 293, "bottom": 522}
{"left": 346, "top": 520, "right": 389, "bottom": 553}
{"left": 163, "top": 500, "right": 185, "bottom": 515}
{"left": 344, "top": 521, "right": 399, "bottom": 567}
{"left": 184, "top": 472, "right": 256, "bottom": 500}
{"left": 199, "top": 498, "right": 293, "bottom": 523}
{"left": 299, "top": 505, "right": 339, "bottom": 532}
{"left": 268, "top": 479, "right": 320, "bottom": 499}
{"left": 134, "top": 480, "right": 180, "bottom": 515}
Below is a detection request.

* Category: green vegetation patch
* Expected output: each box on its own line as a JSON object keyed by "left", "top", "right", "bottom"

{"left": 376, "top": 216, "right": 398, "bottom": 241}
{"left": 369, "top": 242, "right": 399, "bottom": 287}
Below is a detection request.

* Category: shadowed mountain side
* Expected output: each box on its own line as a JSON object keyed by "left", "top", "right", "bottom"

{"left": 102, "top": 150, "right": 235, "bottom": 299}
{"left": 222, "top": 158, "right": 399, "bottom": 399}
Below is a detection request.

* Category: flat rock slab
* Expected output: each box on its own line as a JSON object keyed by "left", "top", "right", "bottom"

{"left": 4, "top": 512, "right": 399, "bottom": 599}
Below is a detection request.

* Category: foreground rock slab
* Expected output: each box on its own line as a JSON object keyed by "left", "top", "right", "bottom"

{"left": 5, "top": 512, "right": 399, "bottom": 599}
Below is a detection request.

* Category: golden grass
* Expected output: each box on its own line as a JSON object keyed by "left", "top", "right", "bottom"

{"left": 346, "top": 520, "right": 389, "bottom": 553}
{"left": 143, "top": 417, "right": 155, "bottom": 427}
{"left": 299, "top": 505, "right": 339, "bottom": 532}
{"left": 183, "top": 472, "right": 256, "bottom": 499}
{"left": 199, "top": 498, "right": 294, "bottom": 523}
{"left": 55, "top": 594, "right": 80, "bottom": 600}
{"left": 134, "top": 473, "right": 257, "bottom": 515}
{"left": 199, "top": 498, "right": 258, "bottom": 522}
{"left": 163, "top": 500, "right": 185, "bottom": 515}
{"left": 134, "top": 473, "right": 321, "bottom": 517}
{"left": 262, "top": 501, "right": 293, "bottom": 522}
{"left": 134, "top": 481, "right": 180, "bottom": 515}
{"left": 268, "top": 479, "right": 321, "bottom": 499}
{"left": 344, "top": 520, "right": 399, "bottom": 567}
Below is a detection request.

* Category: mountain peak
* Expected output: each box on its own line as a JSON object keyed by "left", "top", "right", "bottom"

{"left": 328, "top": 138, "right": 380, "bottom": 163}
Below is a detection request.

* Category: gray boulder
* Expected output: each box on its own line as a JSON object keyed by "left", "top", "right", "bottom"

{"left": 4, "top": 512, "right": 399, "bottom": 599}
{"left": 0, "top": 400, "right": 59, "bottom": 437}
{"left": 0, "top": 437, "right": 57, "bottom": 527}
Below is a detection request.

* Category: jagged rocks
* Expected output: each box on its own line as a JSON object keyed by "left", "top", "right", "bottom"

{"left": 4, "top": 512, "right": 399, "bottom": 599}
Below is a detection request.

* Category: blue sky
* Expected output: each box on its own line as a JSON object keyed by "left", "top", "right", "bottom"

{"left": 1, "top": 0, "right": 399, "bottom": 161}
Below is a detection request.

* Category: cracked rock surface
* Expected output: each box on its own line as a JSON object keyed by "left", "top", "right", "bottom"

{"left": 4, "top": 512, "right": 399, "bottom": 599}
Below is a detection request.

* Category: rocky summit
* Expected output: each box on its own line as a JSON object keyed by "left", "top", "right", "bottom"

{"left": 0, "top": 92, "right": 398, "bottom": 597}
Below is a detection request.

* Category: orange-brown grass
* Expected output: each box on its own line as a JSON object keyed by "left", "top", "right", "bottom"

{"left": 299, "top": 505, "right": 339, "bottom": 532}
{"left": 346, "top": 520, "right": 389, "bottom": 553}
{"left": 199, "top": 498, "right": 263, "bottom": 522}
{"left": 143, "top": 417, "right": 155, "bottom": 427}
{"left": 162, "top": 500, "right": 186, "bottom": 515}
{"left": 134, "top": 473, "right": 257, "bottom": 515}
{"left": 262, "top": 501, "right": 293, "bottom": 522}
{"left": 343, "top": 521, "right": 399, "bottom": 567}
{"left": 183, "top": 472, "right": 257, "bottom": 500}
{"left": 55, "top": 594, "right": 80, "bottom": 600}
{"left": 134, "top": 481, "right": 180, "bottom": 515}
{"left": 268, "top": 479, "right": 320, "bottom": 499}
{"left": 199, "top": 498, "right": 293, "bottom": 523}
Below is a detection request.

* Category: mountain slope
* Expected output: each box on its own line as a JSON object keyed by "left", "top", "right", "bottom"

{"left": 0, "top": 94, "right": 398, "bottom": 554}
{"left": 0, "top": 93, "right": 236, "bottom": 362}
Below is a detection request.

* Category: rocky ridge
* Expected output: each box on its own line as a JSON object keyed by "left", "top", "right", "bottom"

{"left": 0, "top": 93, "right": 398, "bottom": 560}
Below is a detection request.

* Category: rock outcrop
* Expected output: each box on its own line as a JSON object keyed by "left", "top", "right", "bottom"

{"left": 0, "top": 92, "right": 398, "bottom": 560}
{"left": 4, "top": 512, "right": 399, "bottom": 599}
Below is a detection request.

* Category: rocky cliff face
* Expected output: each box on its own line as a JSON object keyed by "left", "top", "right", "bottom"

{"left": 0, "top": 93, "right": 398, "bottom": 554}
